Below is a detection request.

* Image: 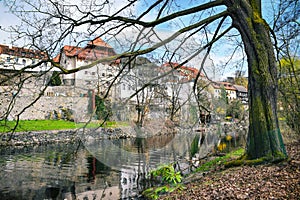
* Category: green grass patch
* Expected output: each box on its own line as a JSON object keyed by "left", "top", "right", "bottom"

{"left": 195, "top": 148, "right": 245, "bottom": 173}
{"left": 0, "top": 120, "right": 129, "bottom": 133}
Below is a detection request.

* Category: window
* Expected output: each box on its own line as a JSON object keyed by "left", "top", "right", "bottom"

{"left": 6, "top": 57, "right": 11, "bottom": 62}
{"left": 84, "top": 71, "right": 88, "bottom": 74}
{"left": 32, "top": 60, "right": 35, "bottom": 64}
{"left": 102, "top": 73, "right": 105, "bottom": 76}
{"left": 22, "top": 59, "right": 26, "bottom": 65}
{"left": 92, "top": 72, "right": 96, "bottom": 75}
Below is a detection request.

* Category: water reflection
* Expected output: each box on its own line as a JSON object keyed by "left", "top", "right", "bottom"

{"left": 0, "top": 130, "right": 244, "bottom": 199}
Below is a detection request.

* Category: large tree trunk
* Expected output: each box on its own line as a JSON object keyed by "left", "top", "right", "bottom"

{"left": 225, "top": 0, "right": 287, "bottom": 159}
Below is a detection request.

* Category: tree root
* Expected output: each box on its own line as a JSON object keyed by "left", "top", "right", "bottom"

{"left": 224, "top": 154, "right": 288, "bottom": 168}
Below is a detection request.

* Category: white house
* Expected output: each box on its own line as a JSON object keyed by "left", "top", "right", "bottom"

{"left": 0, "top": 44, "right": 51, "bottom": 72}
{"left": 54, "top": 37, "right": 120, "bottom": 99}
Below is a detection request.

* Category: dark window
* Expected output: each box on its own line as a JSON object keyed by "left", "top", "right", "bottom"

{"left": 22, "top": 59, "right": 26, "bottom": 65}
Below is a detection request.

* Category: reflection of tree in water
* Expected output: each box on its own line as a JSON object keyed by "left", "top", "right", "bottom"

{"left": 134, "top": 134, "right": 176, "bottom": 151}
{"left": 86, "top": 156, "right": 112, "bottom": 183}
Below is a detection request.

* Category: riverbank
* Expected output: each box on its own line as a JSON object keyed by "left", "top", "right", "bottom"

{"left": 0, "top": 127, "right": 135, "bottom": 147}
{"left": 159, "top": 140, "right": 300, "bottom": 199}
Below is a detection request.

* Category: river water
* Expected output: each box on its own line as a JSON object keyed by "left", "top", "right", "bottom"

{"left": 0, "top": 129, "right": 244, "bottom": 200}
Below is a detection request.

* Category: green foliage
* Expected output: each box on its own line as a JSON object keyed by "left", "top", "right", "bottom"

{"left": 150, "top": 164, "right": 182, "bottom": 184}
{"left": 95, "top": 95, "right": 112, "bottom": 120}
{"left": 48, "top": 71, "right": 62, "bottom": 86}
{"left": 278, "top": 57, "right": 300, "bottom": 133}
{"left": 143, "top": 184, "right": 185, "bottom": 200}
{"left": 220, "top": 86, "right": 228, "bottom": 105}
{"left": 234, "top": 77, "right": 248, "bottom": 89}
{"left": 226, "top": 99, "right": 245, "bottom": 120}
{"left": 143, "top": 164, "right": 184, "bottom": 199}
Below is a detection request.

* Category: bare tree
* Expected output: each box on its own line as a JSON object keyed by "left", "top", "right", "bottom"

{"left": 1, "top": 0, "right": 291, "bottom": 160}
{"left": 272, "top": 0, "right": 300, "bottom": 133}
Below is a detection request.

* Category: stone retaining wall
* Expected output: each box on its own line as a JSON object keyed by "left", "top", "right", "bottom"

{"left": 0, "top": 128, "right": 135, "bottom": 147}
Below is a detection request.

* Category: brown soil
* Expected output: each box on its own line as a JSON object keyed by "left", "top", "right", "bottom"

{"left": 160, "top": 141, "right": 300, "bottom": 200}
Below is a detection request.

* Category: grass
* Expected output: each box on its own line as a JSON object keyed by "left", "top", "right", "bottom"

{"left": 195, "top": 148, "right": 245, "bottom": 173}
{"left": 0, "top": 120, "right": 129, "bottom": 133}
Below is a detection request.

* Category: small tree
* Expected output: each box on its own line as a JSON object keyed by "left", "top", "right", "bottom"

{"left": 48, "top": 71, "right": 62, "bottom": 86}
{"left": 95, "top": 95, "right": 112, "bottom": 121}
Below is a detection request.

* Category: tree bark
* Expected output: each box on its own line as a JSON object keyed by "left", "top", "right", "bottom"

{"left": 225, "top": 0, "right": 287, "bottom": 159}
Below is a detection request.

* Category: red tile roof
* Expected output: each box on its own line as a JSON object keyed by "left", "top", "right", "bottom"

{"left": 54, "top": 37, "right": 116, "bottom": 62}
{"left": 161, "top": 62, "right": 205, "bottom": 79}
{"left": 0, "top": 44, "right": 48, "bottom": 59}
{"left": 219, "top": 81, "right": 236, "bottom": 91}
{"left": 212, "top": 82, "right": 237, "bottom": 91}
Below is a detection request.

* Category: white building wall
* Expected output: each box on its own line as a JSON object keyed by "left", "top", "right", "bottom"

{"left": 0, "top": 52, "right": 51, "bottom": 71}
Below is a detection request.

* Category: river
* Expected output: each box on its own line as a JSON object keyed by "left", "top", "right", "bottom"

{"left": 0, "top": 129, "right": 244, "bottom": 200}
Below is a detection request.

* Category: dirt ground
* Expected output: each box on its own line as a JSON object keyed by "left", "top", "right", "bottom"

{"left": 160, "top": 140, "right": 300, "bottom": 200}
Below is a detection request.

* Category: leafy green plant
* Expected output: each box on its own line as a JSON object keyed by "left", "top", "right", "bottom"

{"left": 143, "top": 164, "right": 184, "bottom": 199}
{"left": 150, "top": 164, "right": 182, "bottom": 184}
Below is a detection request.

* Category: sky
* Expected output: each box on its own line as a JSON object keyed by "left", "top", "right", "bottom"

{"left": 0, "top": 1, "right": 18, "bottom": 45}
{"left": 0, "top": 0, "right": 276, "bottom": 80}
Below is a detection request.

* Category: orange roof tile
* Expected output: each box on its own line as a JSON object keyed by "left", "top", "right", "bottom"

{"left": 0, "top": 44, "right": 48, "bottom": 59}
{"left": 55, "top": 37, "right": 116, "bottom": 62}
{"left": 161, "top": 62, "right": 205, "bottom": 79}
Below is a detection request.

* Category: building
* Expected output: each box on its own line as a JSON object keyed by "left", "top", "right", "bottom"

{"left": 0, "top": 44, "right": 52, "bottom": 89}
{"left": 234, "top": 84, "right": 248, "bottom": 104}
{"left": 54, "top": 37, "right": 119, "bottom": 99}
{"left": 212, "top": 82, "right": 236, "bottom": 101}
{"left": 211, "top": 81, "right": 248, "bottom": 104}
{"left": 0, "top": 44, "right": 51, "bottom": 71}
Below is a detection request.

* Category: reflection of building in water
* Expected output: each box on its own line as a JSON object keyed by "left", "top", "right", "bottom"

{"left": 120, "top": 168, "right": 138, "bottom": 199}
{"left": 120, "top": 167, "right": 149, "bottom": 199}
{"left": 63, "top": 186, "right": 120, "bottom": 200}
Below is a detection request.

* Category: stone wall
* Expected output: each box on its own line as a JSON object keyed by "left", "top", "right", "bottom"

{"left": 0, "top": 128, "right": 135, "bottom": 147}
{"left": 1, "top": 85, "right": 92, "bottom": 122}
{"left": 1, "top": 95, "right": 90, "bottom": 122}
